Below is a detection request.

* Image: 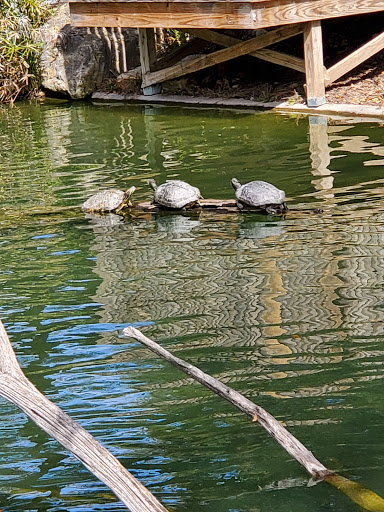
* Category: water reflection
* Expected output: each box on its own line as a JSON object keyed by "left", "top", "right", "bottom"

{"left": 308, "top": 115, "right": 335, "bottom": 200}
{"left": 84, "top": 212, "right": 124, "bottom": 227}
{"left": 154, "top": 213, "right": 201, "bottom": 237}
{"left": 238, "top": 218, "right": 286, "bottom": 239}
{"left": 1, "top": 102, "right": 384, "bottom": 511}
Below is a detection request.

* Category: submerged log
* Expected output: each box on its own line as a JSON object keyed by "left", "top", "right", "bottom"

{"left": 131, "top": 199, "right": 323, "bottom": 215}
{"left": 133, "top": 198, "right": 238, "bottom": 213}
{"left": 0, "top": 320, "right": 168, "bottom": 512}
{"left": 123, "top": 327, "right": 384, "bottom": 512}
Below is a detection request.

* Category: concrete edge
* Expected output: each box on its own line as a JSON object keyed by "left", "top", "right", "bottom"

{"left": 91, "top": 92, "right": 384, "bottom": 121}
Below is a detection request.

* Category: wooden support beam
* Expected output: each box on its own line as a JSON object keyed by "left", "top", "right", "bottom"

{"left": 142, "top": 23, "right": 304, "bottom": 87}
{"left": 303, "top": 21, "right": 326, "bottom": 106}
{"left": 138, "top": 28, "right": 162, "bottom": 94}
{"left": 187, "top": 28, "right": 305, "bottom": 73}
{"left": 138, "top": 28, "right": 157, "bottom": 74}
{"left": 69, "top": 0, "right": 384, "bottom": 30}
{"left": 325, "top": 30, "right": 384, "bottom": 85}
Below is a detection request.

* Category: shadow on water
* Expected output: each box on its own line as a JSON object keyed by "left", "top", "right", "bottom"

{"left": 1, "top": 101, "right": 384, "bottom": 510}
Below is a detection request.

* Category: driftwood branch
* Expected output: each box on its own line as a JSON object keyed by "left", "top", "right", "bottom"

{"left": 123, "top": 326, "right": 330, "bottom": 479}
{"left": 124, "top": 327, "right": 384, "bottom": 512}
{"left": 2, "top": 317, "right": 384, "bottom": 512}
{"left": 0, "top": 320, "right": 168, "bottom": 512}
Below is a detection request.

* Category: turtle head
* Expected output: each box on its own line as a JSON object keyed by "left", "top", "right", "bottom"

{"left": 116, "top": 186, "right": 136, "bottom": 213}
{"left": 231, "top": 178, "right": 241, "bottom": 190}
{"left": 148, "top": 179, "right": 158, "bottom": 191}
{"left": 124, "top": 186, "right": 136, "bottom": 201}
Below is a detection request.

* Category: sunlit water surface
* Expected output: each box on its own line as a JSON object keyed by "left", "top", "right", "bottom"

{"left": 1, "top": 101, "right": 384, "bottom": 512}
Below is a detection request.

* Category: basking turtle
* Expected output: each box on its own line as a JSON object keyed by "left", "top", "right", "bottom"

{"left": 231, "top": 178, "right": 287, "bottom": 214}
{"left": 81, "top": 186, "right": 136, "bottom": 214}
{"left": 148, "top": 179, "right": 202, "bottom": 210}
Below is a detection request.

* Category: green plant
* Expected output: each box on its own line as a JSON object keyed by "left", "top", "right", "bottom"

{"left": 0, "top": 0, "right": 52, "bottom": 103}
{"left": 157, "top": 28, "right": 190, "bottom": 51}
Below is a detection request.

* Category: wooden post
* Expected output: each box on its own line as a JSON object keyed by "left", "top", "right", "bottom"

{"left": 0, "top": 320, "right": 169, "bottom": 512}
{"left": 138, "top": 28, "right": 161, "bottom": 95}
{"left": 303, "top": 21, "right": 326, "bottom": 107}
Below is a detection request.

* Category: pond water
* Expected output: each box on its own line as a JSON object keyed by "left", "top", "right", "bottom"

{"left": 1, "top": 100, "right": 384, "bottom": 512}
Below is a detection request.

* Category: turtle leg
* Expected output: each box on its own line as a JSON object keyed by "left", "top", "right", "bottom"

{"left": 265, "top": 205, "right": 278, "bottom": 215}
{"left": 115, "top": 204, "right": 125, "bottom": 214}
{"left": 265, "top": 204, "right": 287, "bottom": 215}
{"left": 184, "top": 200, "right": 200, "bottom": 210}
{"left": 115, "top": 201, "right": 130, "bottom": 214}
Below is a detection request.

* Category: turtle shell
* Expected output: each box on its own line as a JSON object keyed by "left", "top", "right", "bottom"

{"left": 81, "top": 189, "right": 126, "bottom": 213}
{"left": 153, "top": 180, "right": 201, "bottom": 209}
{"left": 233, "top": 180, "right": 285, "bottom": 208}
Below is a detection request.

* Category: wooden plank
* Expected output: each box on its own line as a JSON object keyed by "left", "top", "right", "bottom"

{"left": 303, "top": 21, "right": 326, "bottom": 106}
{"left": 70, "top": 2, "right": 255, "bottom": 29}
{"left": 142, "top": 24, "right": 304, "bottom": 87}
{"left": 69, "top": 0, "right": 384, "bottom": 30}
{"left": 67, "top": 0, "right": 264, "bottom": 3}
{"left": 188, "top": 28, "right": 305, "bottom": 72}
{"left": 138, "top": 28, "right": 156, "bottom": 74}
{"left": 246, "top": 48, "right": 305, "bottom": 72}
{"left": 325, "top": 30, "right": 384, "bottom": 85}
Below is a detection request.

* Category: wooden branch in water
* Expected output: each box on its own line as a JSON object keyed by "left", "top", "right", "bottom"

{"left": 131, "top": 199, "right": 323, "bottom": 215}
{"left": 124, "top": 327, "right": 384, "bottom": 511}
{"left": 0, "top": 320, "right": 168, "bottom": 512}
{"left": 123, "top": 326, "right": 330, "bottom": 479}
{"left": 133, "top": 198, "right": 238, "bottom": 213}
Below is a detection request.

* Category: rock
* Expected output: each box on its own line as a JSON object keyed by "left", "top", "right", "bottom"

{"left": 38, "top": 4, "right": 140, "bottom": 99}
{"left": 116, "top": 66, "right": 142, "bottom": 94}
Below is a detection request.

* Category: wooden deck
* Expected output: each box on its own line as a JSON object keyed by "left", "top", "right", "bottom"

{"left": 68, "top": 0, "right": 384, "bottom": 106}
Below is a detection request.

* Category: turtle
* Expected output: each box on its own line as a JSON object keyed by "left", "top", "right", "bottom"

{"left": 81, "top": 186, "right": 136, "bottom": 214}
{"left": 231, "top": 178, "right": 287, "bottom": 214}
{"left": 148, "top": 179, "right": 202, "bottom": 210}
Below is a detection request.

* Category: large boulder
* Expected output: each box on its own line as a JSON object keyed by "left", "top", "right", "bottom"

{"left": 39, "top": 4, "right": 139, "bottom": 99}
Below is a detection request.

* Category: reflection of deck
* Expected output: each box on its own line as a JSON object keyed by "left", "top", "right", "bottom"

{"left": 69, "top": 0, "right": 384, "bottom": 106}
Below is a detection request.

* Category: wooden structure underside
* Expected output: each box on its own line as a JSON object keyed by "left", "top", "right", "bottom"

{"left": 69, "top": 0, "right": 384, "bottom": 106}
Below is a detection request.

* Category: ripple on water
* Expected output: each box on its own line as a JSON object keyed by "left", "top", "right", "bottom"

{"left": 1, "top": 104, "right": 384, "bottom": 511}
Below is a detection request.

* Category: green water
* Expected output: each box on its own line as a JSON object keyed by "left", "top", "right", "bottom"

{"left": 1, "top": 100, "right": 384, "bottom": 512}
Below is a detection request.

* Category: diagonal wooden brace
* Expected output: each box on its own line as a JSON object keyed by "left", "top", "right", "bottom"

{"left": 141, "top": 24, "right": 304, "bottom": 88}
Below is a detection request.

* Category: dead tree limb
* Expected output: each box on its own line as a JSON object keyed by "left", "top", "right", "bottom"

{"left": 123, "top": 327, "right": 384, "bottom": 512}
{"left": 0, "top": 320, "right": 168, "bottom": 512}
{"left": 123, "top": 326, "right": 330, "bottom": 479}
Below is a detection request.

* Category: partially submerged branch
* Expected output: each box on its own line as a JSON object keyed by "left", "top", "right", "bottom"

{"left": 1, "top": 318, "right": 383, "bottom": 512}
{"left": 123, "top": 326, "right": 330, "bottom": 479}
{"left": 0, "top": 320, "right": 168, "bottom": 512}
{"left": 123, "top": 326, "right": 384, "bottom": 512}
